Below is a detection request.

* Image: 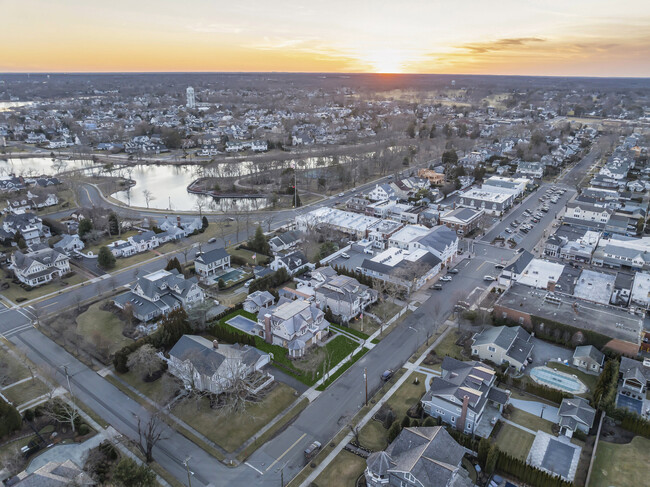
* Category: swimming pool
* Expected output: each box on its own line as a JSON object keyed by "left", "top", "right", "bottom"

{"left": 529, "top": 366, "right": 587, "bottom": 394}
{"left": 214, "top": 269, "right": 245, "bottom": 283}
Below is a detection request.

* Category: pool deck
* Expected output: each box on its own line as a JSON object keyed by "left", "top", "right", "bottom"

{"left": 529, "top": 366, "right": 588, "bottom": 394}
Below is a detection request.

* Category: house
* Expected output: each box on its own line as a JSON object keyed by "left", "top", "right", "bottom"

{"left": 167, "top": 335, "right": 270, "bottom": 394}
{"left": 558, "top": 397, "right": 596, "bottom": 437}
{"left": 255, "top": 298, "right": 329, "bottom": 357}
{"left": 53, "top": 234, "right": 84, "bottom": 255}
{"left": 572, "top": 345, "right": 604, "bottom": 373}
{"left": 243, "top": 290, "right": 275, "bottom": 313}
{"left": 1, "top": 212, "right": 51, "bottom": 247}
{"left": 270, "top": 250, "right": 311, "bottom": 276}
{"left": 499, "top": 250, "right": 534, "bottom": 286}
{"left": 10, "top": 459, "right": 94, "bottom": 487}
{"left": 106, "top": 239, "right": 137, "bottom": 258}
{"left": 113, "top": 269, "right": 204, "bottom": 322}
{"left": 268, "top": 230, "right": 302, "bottom": 254}
{"left": 194, "top": 248, "right": 231, "bottom": 280}
{"left": 364, "top": 427, "right": 473, "bottom": 487}
{"left": 421, "top": 357, "right": 509, "bottom": 436}
{"left": 471, "top": 325, "right": 534, "bottom": 371}
{"left": 440, "top": 207, "right": 485, "bottom": 236}
{"left": 5, "top": 192, "right": 58, "bottom": 213}
{"left": 361, "top": 247, "right": 441, "bottom": 293}
{"left": 516, "top": 161, "right": 545, "bottom": 178}
{"left": 457, "top": 188, "right": 513, "bottom": 216}
{"left": 417, "top": 168, "right": 445, "bottom": 185}
{"left": 565, "top": 201, "right": 613, "bottom": 226}
{"left": 128, "top": 231, "right": 160, "bottom": 252}
{"left": 10, "top": 247, "right": 71, "bottom": 287}
{"left": 367, "top": 183, "right": 396, "bottom": 202}
{"left": 314, "top": 274, "right": 378, "bottom": 323}
{"left": 618, "top": 357, "right": 650, "bottom": 395}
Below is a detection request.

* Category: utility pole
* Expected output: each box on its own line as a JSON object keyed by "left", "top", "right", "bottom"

{"left": 364, "top": 368, "right": 368, "bottom": 406}
{"left": 183, "top": 457, "right": 192, "bottom": 487}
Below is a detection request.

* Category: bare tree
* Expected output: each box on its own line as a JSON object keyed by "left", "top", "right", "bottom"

{"left": 135, "top": 410, "right": 168, "bottom": 463}
{"left": 142, "top": 190, "right": 155, "bottom": 209}
{"left": 0, "top": 445, "right": 23, "bottom": 477}
{"left": 194, "top": 199, "right": 206, "bottom": 217}
{"left": 44, "top": 398, "right": 80, "bottom": 433}
{"left": 127, "top": 345, "right": 162, "bottom": 380}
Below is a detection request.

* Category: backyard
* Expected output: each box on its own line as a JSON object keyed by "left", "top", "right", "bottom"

{"left": 171, "top": 382, "right": 297, "bottom": 452}
{"left": 494, "top": 422, "right": 535, "bottom": 460}
{"left": 590, "top": 436, "right": 650, "bottom": 487}
{"left": 507, "top": 407, "right": 555, "bottom": 435}
{"left": 545, "top": 361, "right": 598, "bottom": 397}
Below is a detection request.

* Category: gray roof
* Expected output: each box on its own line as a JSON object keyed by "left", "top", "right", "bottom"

{"left": 573, "top": 345, "right": 604, "bottom": 365}
{"left": 503, "top": 250, "right": 534, "bottom": 275}
{"left": 12, "top": 460, "right": 94, "bottom": 487}
{"left": 472, "top": 325, "right": 532, "bottom": 364}
{"left": 361, "top": 251, "right": 441, "bottom": 280}
{"left": 620, "top": 357, "right": 650, "bottom": 383}
{"left": 195, "top": 247, "right": 229, "bottom": 265}
{"left": 558, "top": 397, "right": 596, "bottom": 430}
{"left": 12, "top": 247, "right": 67, "bottom": 272}
{"left": 366, "top": 451, "right": 392, "bottom": 476}
{"left": 414, "top": 225, "right": 458, "bottom": 252}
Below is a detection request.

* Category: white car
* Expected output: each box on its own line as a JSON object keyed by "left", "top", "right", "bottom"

{"left": 483, "top": 276, "right": 496, "bottom": 282}
{"left": 338, "top": 192, "right": 345, "bottom": 197}
{"left": 440, "top": 275, "right": 453, "bottom": 282}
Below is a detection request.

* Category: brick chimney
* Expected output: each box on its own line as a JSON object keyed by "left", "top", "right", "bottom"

{"left": 457, "top": 395, "right": 470, "bottom": 432}
{"left": 177, "top": 216, "right": 182, "bottom": 228}
{"left": 264, "top": 314, "right": 272, "bottom": 344}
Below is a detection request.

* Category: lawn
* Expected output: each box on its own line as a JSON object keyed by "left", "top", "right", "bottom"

{"left": 590, "top": 436, "right": 650, "bottom": 487}
{"left": 508, "top": 407, "right": 555, "bottom": 435}
{"left": 359, "top": 372, "right": 426, "bottom": 451}
{"left": 113, "top": 250, "right": 158, "bottom": 271}
{"left": 116, "top": 370, "right": 178, "bottom": 405}
{"left": 76, "top": 302, "right": 133, "bottom": 354}
{"left": 172, "top": 382, "right": 297, "bottom": 452}
{"left": 227, "top": 247, "right": 270, "bottom": 266}
{"left": 0, "top": 271, "right": 87, "bottom": 304}
{"left": 313, "top": 450, "right": 366, "bottom": 487}
{"left": 0, "top": 352, "right": 30, "bottom": 386}
{"left": 3, "top": 377, "right": 50, "bottom": 407}
{"left": 432, "top": 330, "right": 464, "bottom": 361}
{"left": 547, "top": 361, "right": 598, "bottom": 396}
{"left": 494, "top": 423, "right": 535, "bottom": 460}
{"left": 348, "top": 314, "right": 381, "bottom": 336}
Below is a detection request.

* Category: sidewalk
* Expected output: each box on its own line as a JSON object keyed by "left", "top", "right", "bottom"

{"left": 300, "top": 326, "right": 452, "bottom": 487}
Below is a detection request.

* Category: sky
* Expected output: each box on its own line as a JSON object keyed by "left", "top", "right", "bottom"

{"left": 2, "top": 0, "right": 650, "bottom": 76}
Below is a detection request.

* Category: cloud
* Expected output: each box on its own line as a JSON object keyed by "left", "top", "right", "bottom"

{"left": 188, "top": 22, "right": 245, "bottom": 34}
{"left": 458, "top": 37, "right": 546, "bottom": 54}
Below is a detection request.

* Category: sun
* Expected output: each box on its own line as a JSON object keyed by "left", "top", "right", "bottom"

{"left": 363, "top": 49, "right": 406, "bottom": 74}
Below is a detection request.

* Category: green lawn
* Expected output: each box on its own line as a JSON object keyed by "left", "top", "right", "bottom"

{"left": 359, "top": 373, "right": 426, "bottom": 451}
{"left": 313, "top": 449, "right": 366, "bottom": 487}
{"left": 508, "top": 407, "right": 555, "bottom": 435}
{"left": 227, "top": 247, "right": 270, "bottom": 266}
{"left": 3, "top": 377, "right": 50, "bottom": 407}
{"left": 0, "top": 271, "right": 87, "bottom": 304}
{"left": 494, "top": 423, "right": 535, "bottom": 460}
{"left": 547, "top": 361, "right": 598, "bottom": 396}
{"left": 432, "top": 330, "right": 464, "bottom": 361}
{"left": 591, "top": 436, "right": 650, "bottom": 487}
{"left": 0, "top": 353, "right": 30, "bottom": 386}
{"left": 116, "top": 370, "right": 177, "bottom": 405}
{"left": 172, "top": 382, "right": 297, "bottom": 452}
{"left": 76, "top": 301, "right": 133, "bottom": 354}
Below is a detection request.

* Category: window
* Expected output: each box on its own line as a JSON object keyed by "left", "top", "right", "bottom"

{"left": 488, "top": 346, "right": 496, "bottom": 352}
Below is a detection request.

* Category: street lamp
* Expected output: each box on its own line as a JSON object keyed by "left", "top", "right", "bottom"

{"left": 183, "top": 457, "right": 194, "bottom": 487}
{"left": 408, "top": 326, "right": 420, "bottom": 354}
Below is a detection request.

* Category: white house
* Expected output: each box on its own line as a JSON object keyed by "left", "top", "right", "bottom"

{"left": 194, "top": 248, "right": 231, "bottom": 280}
{"left": 11, "top": 247, "right": 71, "bottom": 287}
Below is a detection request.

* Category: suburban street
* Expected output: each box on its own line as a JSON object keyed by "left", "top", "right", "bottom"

{"left": 0, "top": 147, "right": 601, "bottom": 486}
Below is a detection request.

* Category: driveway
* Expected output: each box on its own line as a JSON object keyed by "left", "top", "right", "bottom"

{"left": 528, "top": 337, "right": 573, "bottom": 368}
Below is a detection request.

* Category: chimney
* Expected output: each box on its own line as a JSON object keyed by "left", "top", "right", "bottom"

{"left": 264, "top": 314, "right": 272, "bottom": 344}
{"left": 457, "top": 395, "right": 470, "bottom": 432}
{"left": 212, "top": 339, "right": 219, "bottom": 349}
{"left": 177, "top": 216, "right": 181, "bottom": 228}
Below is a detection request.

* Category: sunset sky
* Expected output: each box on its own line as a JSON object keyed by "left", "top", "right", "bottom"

{"left": 3, "top": 0, "right": 650, "bottom": 76}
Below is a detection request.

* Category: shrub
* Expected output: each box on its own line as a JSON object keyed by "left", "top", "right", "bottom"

{"left": 0, "top": 397, "right": 22, "bottom": 439}
{"left": 78, "top": 423, "right": 90, "bottom": 435}
{"left": 387, "top": 420, "right": 401, "bottom": 443}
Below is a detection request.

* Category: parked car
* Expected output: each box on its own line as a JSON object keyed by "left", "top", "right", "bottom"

{"left": 208, "top": 237, "right": 217, "bottom": 243}
{"left": 440, "top": 275, "right": 453, "bottom": 282}
{"left": 483, "top": 276, "right": 496, "bottom": 281}
{"left": 433, "top": 283, "right": 443, "bottom": 290}
{"left": 381, "top": 369, "right": 394, "bottom": 381}
{"left": 494, "top": 264, "right": 505, "bottom": 269}
{"left": 363, "top": 248, "right": 373, "bottom": 255}
{"left": 304, "top": 441, "right": 322, "bottom": 462}
{"left": 448, "top": 268, "right": 459, "bottom": 274}
{"left": 340, "top": 252, "right": 350, "bottom": 259}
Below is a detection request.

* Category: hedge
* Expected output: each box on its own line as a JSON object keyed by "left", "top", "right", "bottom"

{"left": 0, "top": 397, "right": 21, "bottom": 439}
{"left": 529, "top": 315, "right": 611, "bottom": 350}
{"left": 496, "top": 449, "right": 574, "bottom": 487}
{"left": 496, "top": 371, "right": 571, "bottom": 404}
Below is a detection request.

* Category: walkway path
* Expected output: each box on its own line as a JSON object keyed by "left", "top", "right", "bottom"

{"left": 502, "top": 418, "right": 537, "bottom": 436}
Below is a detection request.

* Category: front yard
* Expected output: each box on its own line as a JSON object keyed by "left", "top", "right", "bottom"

{"left": 313, "top": 450, "right": 366, "bottom": 487}
{"left": 75, "top": 301, "right": 133, "bottom": 355}
{"left": 0, "top": 271, "right": 87, "bottom": 304}
{"left": 590, "top": 436, "right": 650, "bottom": 487}
{"left": 3, "top": 377, "right": 50, "bottom": 408}
{"left": 171, "top": 382, "right": 297, "bottom": 452}
{"left": 358, "top": 372, "right": 426, "bottom": 452}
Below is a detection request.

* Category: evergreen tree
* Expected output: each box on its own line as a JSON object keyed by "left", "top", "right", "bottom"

{"left": 478, "top": 437, "right": 491, "bottom": 468}
{"left": 165, "top": 257, "right": 183, "bottom": 274}
{"left": 485, "top": 446, "right": 499, "bottom": 475}
{"left": 249, "top": 225, "right": 270, "bottom": 255}
{"left": 400, "top": 415, "right": 411, "bottom": 428}
{"left": 0, "top": 397, "right": 21, "bottom": 438}
{"left": 112, "top": 457, "right": 156, "bottom": 487}
{"left": 78, "top": 219, "right": 93, "bottom": 240}
{"left": 97, "top": 246, "right": 116, "bottom": 269}
{"left": 202, "top": 216, "right": 209, "bottom": 230}
{"left": 108, "top": 212, "right": 120, "bottom": 235}
{"left": 387, "top": 420, "right": 401, "bottom": 443}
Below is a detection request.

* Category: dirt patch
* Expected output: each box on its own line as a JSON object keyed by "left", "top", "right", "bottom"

{"left": 600, "top": 418, "right": 635, "bottom": 444}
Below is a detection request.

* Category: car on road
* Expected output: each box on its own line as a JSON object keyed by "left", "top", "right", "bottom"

{"left": 338, "top": 192, "right": 345, "bottom": 197}
{"left": 483, "top": 276, "right": 496, "bottom": 281}
{"left": 505, "top": 228, "right": 513, "bottom": 234}
{"left": 433, "top": 283, "right": 443, "bottom": 290}
{"left": 381, "top": 369, "right": 394, "bottom": 381}
{"left": 304, "top": 441, "right": 322, "bottom": 462}
{"left": 448, "top": 268, "right": 459, "bottom": 274}
{"left": 494, "top": 264, "right": 505, "bottom": 269}
{"left": 440, "top": 275, "right": 453, "bottom": 282}
{"left": 226, "top": 217, "right": 235, "bottom": 221}
{"left": 208, "top": 237, "right": 217, "bottom": 243}
{"left": 340, "top": 252, "right": 350, "bottom": 259}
